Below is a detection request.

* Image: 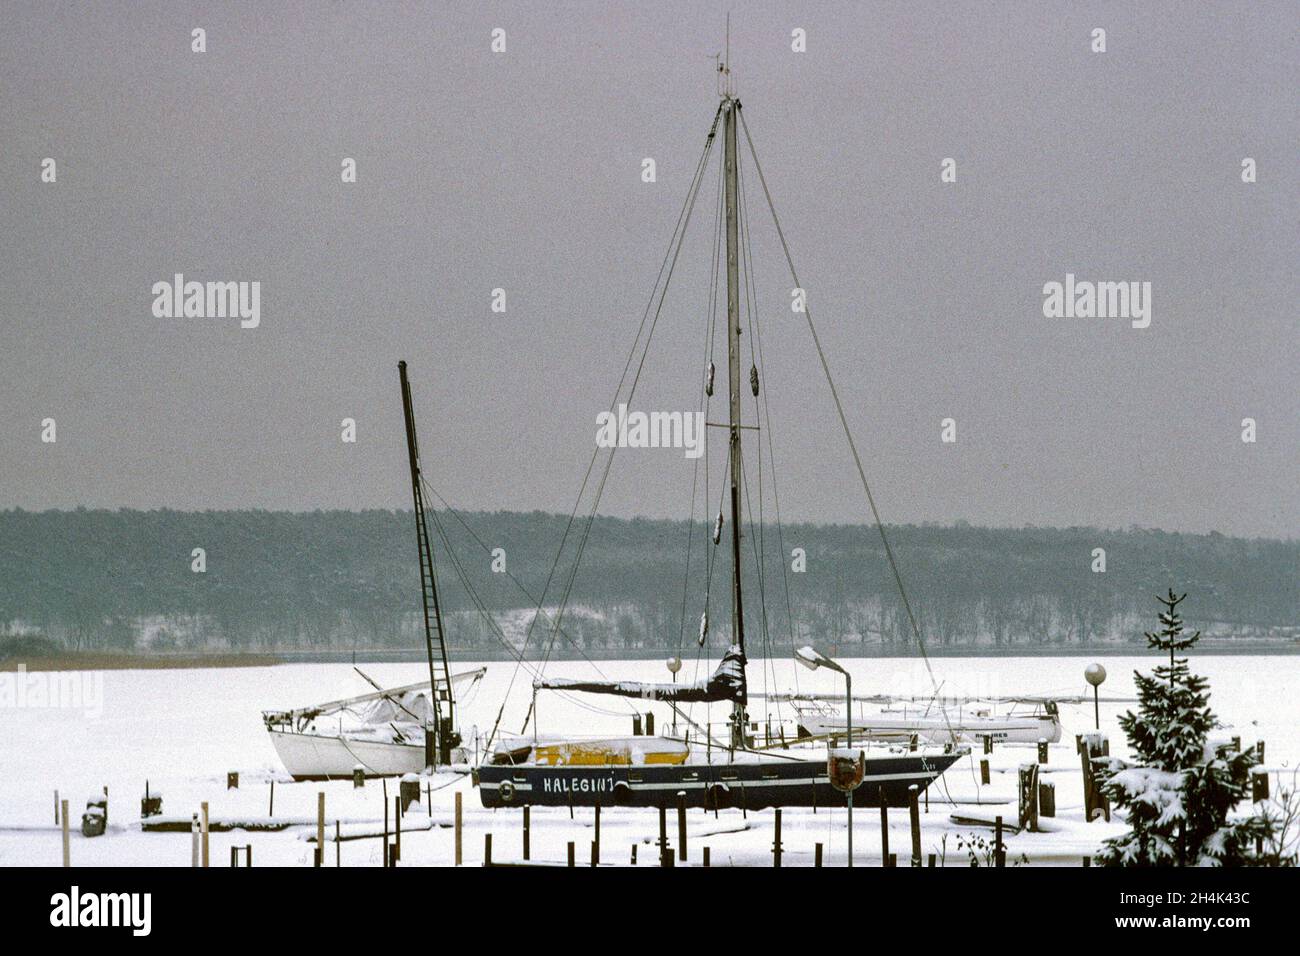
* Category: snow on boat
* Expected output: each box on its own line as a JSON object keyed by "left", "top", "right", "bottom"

{"left": 263, "top": 669, "right": 484, "bottom": 780}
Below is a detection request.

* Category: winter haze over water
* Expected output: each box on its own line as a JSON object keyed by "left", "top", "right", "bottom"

{"left": 1, "top": 3, "right": 1295, "bottom": 538}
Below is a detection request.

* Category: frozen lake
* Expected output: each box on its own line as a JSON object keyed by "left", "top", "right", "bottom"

{"left": 2, "top": 653, "right": 1295, "bottom": 866}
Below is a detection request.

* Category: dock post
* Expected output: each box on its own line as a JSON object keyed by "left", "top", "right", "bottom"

{"left": 983, "top": 734, "right": 993, "bottom": 755}
{"left": 190, "top": 812, "right": 199, "bottom": 867}
{"left": 1082, "top": 856, "right": 1091, "bottom": 867}
{"left": 630, "top": 844, "right": 637, "bottom": 865}
{"left": 814, "top": 843, "right": 823, "bottom": 867}
{"left": 703, "top": 846, "right": 710, "bottom": 867}
{"left": 1252, "top": 769, "right": 1269, "bottom": 803}
{"left": 382, "top": 788, "right": 390, "bottom": 867}
{"left": 54, "top": 789, "right": 59, "bottom": 826}
{"left": 316, "top": 793, "right": 325, "bottom": 867}
{"left": 230, "top": 846, "right": 237, "bottom": 867}
{"left": 1039, "top": 781, "right": 1056, "bottom": 818}
{"left": 594, "top": 804, "right": 601, "bottom": 864}
{"left": 201, "top": 801, "right": 210, "bottom": 868}
{"left": 1037, "top": 738, "right": 1049, "bottom": 764}
{"left": 1257, "top": 740, "right": 1266, "bottom": 763}
{"left": 927, "top": 853, "right": 936, "bottom": 868}
{"left": 908, "top": 785, "right": 921, "bottom": 867}
{"left": 677, "top": 791, "right": 687, "bottom": 862}
{"left": 879, "top": 801, "right": 890, "bottom": 866}
{"left": 336, "top": 821, "right": 341, "bottom": 867}
{"left": 61, "top": 799, "right": 70, "bottom": 867}
{"left": 227, "top": 771, "right": 239, "bottom": 790}
{"left": 523, "top": 805, "right": 531, "bottom": 860}
{"left": 980, "top": 759, "right": 990, "bottom": 785}
{"left": 352, "top": 765, "right": 364, "bottom": 788}
{"left": 591, "top": 841, "right": 597, "bottom": 867}
{"left": 773, "top": 808, "right": 783, "bottom": 867}
{"left": 994, "top": 815, "right": 1005, "bottom": 867}
{"left": 394, "top": 796, "right": 402, "bottom": 863}
{"left": 658, "top": 805, "right": 669, "bottom": 864}
{"left": 454, "top": 791, "right": 463, "bottom": 865}
{"left": 484, "top": 833, "right": 492, "bottom": 866}
{"left": 568, "top": 842, "right": 575, "bottom": 867}
{"left": 269, "top": 779, "right": 275, "bottom": 815}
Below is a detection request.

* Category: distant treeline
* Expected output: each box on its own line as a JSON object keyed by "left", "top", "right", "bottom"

{"left": 0, "top": 509, "right": 1295, "bottom": 658}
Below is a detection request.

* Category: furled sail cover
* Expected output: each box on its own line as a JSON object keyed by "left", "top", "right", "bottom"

{"left": 534, "top": 644, "right": 746, "bottom": 704}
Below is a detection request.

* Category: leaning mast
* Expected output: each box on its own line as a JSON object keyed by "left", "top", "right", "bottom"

{"left": 398, "top": 360, "right": 456, "bottom": 768}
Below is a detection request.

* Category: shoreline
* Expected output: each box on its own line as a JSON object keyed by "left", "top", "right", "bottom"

{"left": 4, "top": 641, "right": 1298, "bottom": 671}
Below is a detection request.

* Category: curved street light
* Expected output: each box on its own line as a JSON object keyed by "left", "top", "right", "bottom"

{"left": 795, "top": 645, "right": 857, "bottom": 866}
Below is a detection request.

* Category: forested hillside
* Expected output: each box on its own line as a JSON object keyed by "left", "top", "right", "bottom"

{"left": 0, "top": 509, "right": 1295, "bottom": 657}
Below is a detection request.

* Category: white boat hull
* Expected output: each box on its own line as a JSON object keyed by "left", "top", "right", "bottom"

{"left": 268, "top": 729, "right": 429, "bottom": 780}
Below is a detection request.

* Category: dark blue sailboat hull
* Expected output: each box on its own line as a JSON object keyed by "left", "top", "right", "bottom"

{"left": 478, "top": 750, "right": 964, "bottom": 810}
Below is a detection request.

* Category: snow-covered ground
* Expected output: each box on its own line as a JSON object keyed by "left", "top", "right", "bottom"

{"left": 1, "top": 654, "right": 1294, "bottom": 866}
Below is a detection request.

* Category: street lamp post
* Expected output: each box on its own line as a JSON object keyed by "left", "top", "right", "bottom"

{"left": 796, "top": 645, "right": 857, "bottom": 867}
{"left": 666, "top": 657, "right": 682, "bottom": 735}
{"left": 1084, "top": 663, "right": 1107, "bottom": 730}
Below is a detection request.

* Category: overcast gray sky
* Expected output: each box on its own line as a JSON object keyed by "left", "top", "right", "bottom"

{"left": 1, "top": 2, "right": 1295, "bottom": 538}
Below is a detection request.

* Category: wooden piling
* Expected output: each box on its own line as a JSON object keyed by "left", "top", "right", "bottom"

{"left": 591, "top": 841, "right": 598, "bottom": 867}
{"left": 61, "top": 799, "right": 70, "bottom": 867}
{"left": 54, "top": 789, "right": 60, "bottom": 826}
{"left": 454, "top": 791, "right": 463, "bottom": 866}
{"left": 1082, "top": 856, "right": 1091, "bottom": 867}
{"left": 630, "top": 843, "right": 637, "bottom": 865}
{"left": 594, "top": 804, "right": 601, "bottom": 865}
{"left": 484, "top": 833, "right": 492, "bottom": 866}
{"left": 353, "top": 766, "right": 365, "bottom": 788}
{"left": 994, "top": 815, "right": 1005, "bottom": 868}
{"left": 336, "top": 820, "right": 341, "bottom": 867}
{"left": 983, "top": 734, "right": 993, "bottom": 755}
{"left": 1039, "top": 781, "right": 1056, "bottom": 818}
{"left": 567, "top": 842, "right": 575, "bottom": 867}
{"left": 658, "top": 805, "right": 668, "bottom": 862}
{"left": 677, "top": 791, "right": 687, "bottom": 862}
{"left": 772, "top": 809, "right": 783, "bottom": 867}
{"left": 879, "top": 801, "right": 890, "bottom": 866}
{"left": 927, "top": 853, "right": 936, "bottom": 868}
{"left": 316, "top": 793, "right": 325, "bottom": 868}
{"left": 227, "top": 771, "right": 239, "bottom": 790}
{"left": 268, "top": 779, "right": 275, "bottom": 816}
{"left": 1252, "top": 769, "right": 1269, "bottom": 803}
{"left": 523, "top": 805, "right": 531, "bottom": 860}
{"left": 190, "top": 813, "right": 199, "bottom": 867}
{"left": 1257, "top": 740, "right": 1265, "bottom": 763}
{"left": 980, "top": 759, "right": 990, "bottom": 785}
{"left": 814, "top": 843, "right": 823, "bottom": 867}
{"left": 1037, "top": 738, "right": 1049, "bottom": 764}
{"left": 201, "top": 801, "right": 210, "bottom": 868}
{"left": 703, "top": 846, "right": 710, "bottom": 867}
{"left": 394, "top": 795, "right": 402, "bottom": 863}
{"left": 908, "top": 785, "right": 921, "bottom": 867}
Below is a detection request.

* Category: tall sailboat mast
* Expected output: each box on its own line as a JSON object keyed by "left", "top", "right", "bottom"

{"left": 722, "top": 78, "right": 748, "bottom": 751}
{"left": 398, "top": 360, "right": 456, "bottom": 768}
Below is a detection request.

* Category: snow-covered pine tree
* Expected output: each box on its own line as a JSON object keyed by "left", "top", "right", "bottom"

{"left": 1096, "top": 589, "right": 1268, "bottom": 866}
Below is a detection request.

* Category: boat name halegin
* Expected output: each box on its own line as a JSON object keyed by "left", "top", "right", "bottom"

{"left": 152, "top": 273, "right": 261, "bottom": 328}
{"left": 595, "top": 403, "right": 704, "bottom": 459}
